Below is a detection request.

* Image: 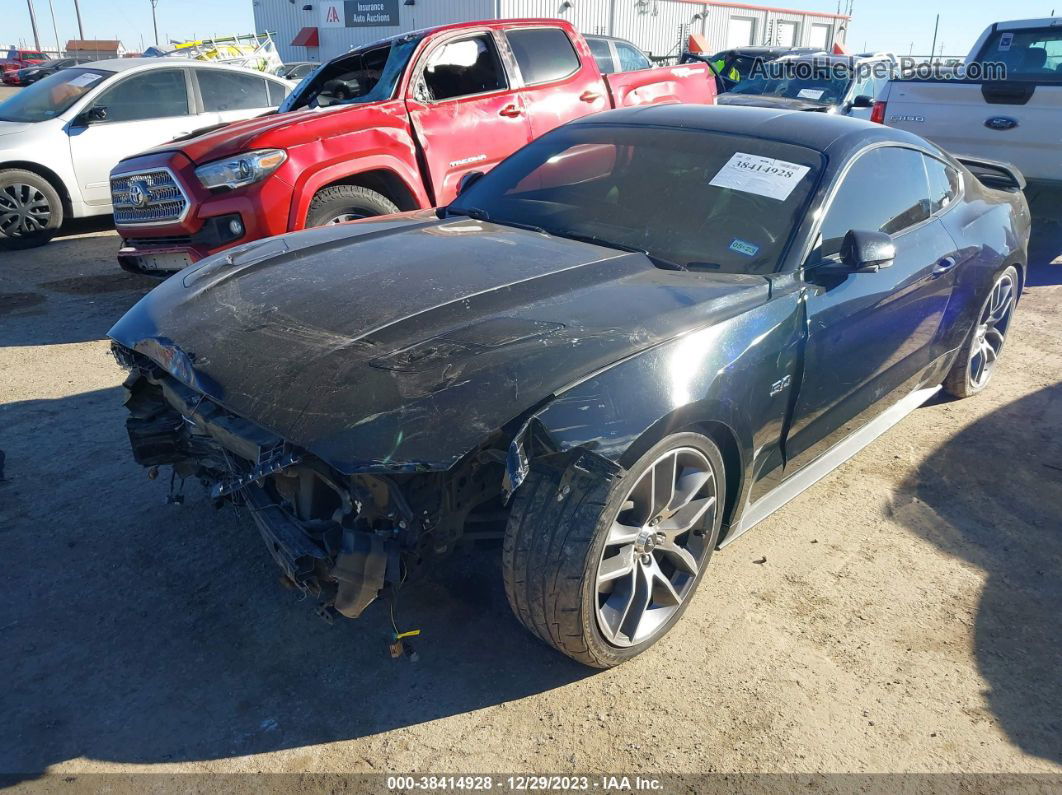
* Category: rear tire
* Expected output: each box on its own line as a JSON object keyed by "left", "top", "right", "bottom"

{"left": 0, "top": 169, "right": 63, "bottom": 250}
{"left": 304, "top": 185, "right": 398, "bottom": 228}
{"left": 502, "top": 432, "right": 725, "bottom": 668}
{"left": 942, "top": 265, "right": 1018, "bottom": 399}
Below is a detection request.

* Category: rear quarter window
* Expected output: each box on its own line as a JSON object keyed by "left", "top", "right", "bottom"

{"left": 976, "top": 27, "right": 1062, "bottom": 79}
{"left": 506, "top": 28, "right": 581, "bottom": 85}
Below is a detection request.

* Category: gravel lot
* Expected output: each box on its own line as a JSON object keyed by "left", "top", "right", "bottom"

{"left": 1, "top": 99, "right": 1060, "bottom": 777}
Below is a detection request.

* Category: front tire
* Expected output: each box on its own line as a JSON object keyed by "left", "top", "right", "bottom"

{"left": 942, "top": 265, "right": 1018, "bottom": 399}
{"left": 304, "top": 185, "right": 398, "bottom": 228}
{"left": 503, "top": 432, "right": 725, "bottom": 668}
{"left": 0, "top": 169, "right": 63, "bottom": 250}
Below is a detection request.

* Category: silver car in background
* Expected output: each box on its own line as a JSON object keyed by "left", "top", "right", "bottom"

{"left": 0, "top": 58, "right": 291, "bottom": 249}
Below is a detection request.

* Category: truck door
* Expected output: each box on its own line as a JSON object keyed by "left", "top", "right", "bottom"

{"left": 501, "top": 27, "right": 609, "bottom": 138}
{"left": 784, "top": 145, "right": 960, "bottom": 473}
{"left": 405, "top": 31, "right": 532, "bottom": 206}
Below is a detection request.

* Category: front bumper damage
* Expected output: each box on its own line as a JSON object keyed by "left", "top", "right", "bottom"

{"left": 117, "top": 346, "right": 421, "bottom": 620}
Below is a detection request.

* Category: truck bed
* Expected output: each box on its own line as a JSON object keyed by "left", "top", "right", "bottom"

{"left": 604, "top": 62, "right": 714, "bottom": 107}
{"left": 881, "top": 78, "right": 1062, "bottom": 185}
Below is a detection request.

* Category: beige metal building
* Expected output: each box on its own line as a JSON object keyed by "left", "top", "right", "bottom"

{"left": 252, "top": 0, "right": 849, "bottom": 64}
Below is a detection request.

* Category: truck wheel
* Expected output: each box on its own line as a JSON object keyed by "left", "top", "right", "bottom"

{"left": 503, "top": 432, "right": 725, "bottom": 668}
{"left": 305, "top": 185, "right": 398, "bottom": 227}
{"left": 942, "top": 265, "right": 1018, "bottom": 399}
{"left": 0, "top": 169, "right": 64, "bottom": 250}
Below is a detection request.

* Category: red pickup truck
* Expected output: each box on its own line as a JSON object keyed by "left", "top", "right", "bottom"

{"left": 1, "top": 49, "right": 50, "bottom": 84}
{"left": 110, "top": 19, "right": 714, "bottom": 274}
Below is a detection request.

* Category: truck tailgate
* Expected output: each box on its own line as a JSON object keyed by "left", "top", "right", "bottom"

{"left": 604, "top": 63, "right": 716, "bottom": 108}
{"left": 883, "top": 80, "right": 1062, "bottom": 183}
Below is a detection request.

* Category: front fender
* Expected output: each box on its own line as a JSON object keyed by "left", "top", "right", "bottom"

{"left": 506, "top": 291, "right": 805, "bottom": 527}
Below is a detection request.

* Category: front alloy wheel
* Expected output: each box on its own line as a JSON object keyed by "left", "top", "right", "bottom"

{"left": 595, "top": 447, "right": 716, "bottom": 647}
{"left": 503, "top": 432, "right": 725, "bottom": 668}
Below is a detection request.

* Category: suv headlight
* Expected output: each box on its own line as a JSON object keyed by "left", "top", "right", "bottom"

{"left": 195, "top": 149, "right": 287, "bottom": 191}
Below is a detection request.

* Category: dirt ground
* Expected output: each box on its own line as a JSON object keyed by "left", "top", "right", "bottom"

{"left": 1, "top": 191, "right": 1060, "bottom": 779}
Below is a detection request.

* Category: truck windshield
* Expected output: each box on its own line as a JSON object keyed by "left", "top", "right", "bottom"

{"left": 730, "top": 61, "right": 851, "bottom": 105}
{"left": 449, "top": 124, "right": 822, "bottom": 275}
{"left": 975, "top": 27, "right": 1062, "bottom": 80}
{"left": 0, "top": 67, "right": 113, "bottom": 122}
{"left": 283, "top": 35, "right": 421, "bottom": 111}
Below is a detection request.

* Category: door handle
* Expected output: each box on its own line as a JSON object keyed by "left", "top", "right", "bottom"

{"left": 499, "top": 104, "right": 522, "bottom": 118}
{"left": 579, "top": 90, "right": 601, "bottom": 103}
{"left": 933, "top": 256, "right": 958, "bottom": 275}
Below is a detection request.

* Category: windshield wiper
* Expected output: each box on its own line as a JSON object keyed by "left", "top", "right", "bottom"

{"left": 445, "top": 207, "right": 548, "bottom": 235}
{"left": 545, "top": 230, "right": 687, "bottom": 271}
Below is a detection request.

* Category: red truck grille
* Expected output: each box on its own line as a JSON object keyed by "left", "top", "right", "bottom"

{"left": 111, "top": 168, "right": 189, "bottom": 225}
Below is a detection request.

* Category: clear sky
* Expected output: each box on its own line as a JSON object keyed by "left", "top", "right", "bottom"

{"left": 5, "top": 0, "right": 1060, "bottom": 57}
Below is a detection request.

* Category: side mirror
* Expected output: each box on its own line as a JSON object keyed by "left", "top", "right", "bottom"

{"left": 841, "top": 229, "right": 895, "bottom": 272}
{"left": 851, "top": 94, "right": 874, "bottom": 108}
{"left": 85, "top": 106, "right": 108, "bottom": 123}
{"left": 457, "top": 171, "right": 484, "bottom": 196}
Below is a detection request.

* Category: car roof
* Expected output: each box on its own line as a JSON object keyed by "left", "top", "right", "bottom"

{"left": 82, "top": 56, "right": 287, "bottom": 80}
{"left": 571, "top": 104, "right": 929, "bottom": 156}
{"left": 777, "top": 53, "right": 889, "bottom": 67}
{"left": 585, "top": 34, "right": 638, "bottom": 43}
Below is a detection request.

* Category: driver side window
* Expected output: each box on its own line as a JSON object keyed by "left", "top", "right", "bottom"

{"left": 817, "top": 147, "right": 931, "bottom": 258}
{"left": 90, "top": 69, "right": 190, "bottom": 122}
{"left": 419, "top": 34, "right": 507, "bottom": 102}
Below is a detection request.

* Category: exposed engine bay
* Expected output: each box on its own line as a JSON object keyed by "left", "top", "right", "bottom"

{"left": 116, "top": 345, "right": 510, "bottom": 622}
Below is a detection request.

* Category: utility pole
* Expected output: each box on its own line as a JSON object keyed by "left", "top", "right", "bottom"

{"left": 46, "top": 0, "right": 61, "bottom": 55}
{"left": 73, "top": 0, "right": 84, "bottom": 39}
{"left": 929, "top": 13, "right": 940, "bottom": 64}
{"left": 25, "top": 0, "right": 41, "bottom": 50}
{"left": 150, "top": 0, "right": 160, "bottom": 46}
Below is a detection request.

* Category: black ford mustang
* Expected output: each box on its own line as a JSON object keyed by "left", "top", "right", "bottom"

{"left": 109, "top": 106, "right": 1029, "bottom": 668}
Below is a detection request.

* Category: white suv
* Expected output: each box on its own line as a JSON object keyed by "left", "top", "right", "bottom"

{"left": 0, "top": 58, "right": 291, "bottom": 249}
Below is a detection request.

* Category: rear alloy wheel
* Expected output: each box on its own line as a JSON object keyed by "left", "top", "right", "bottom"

{"left": 0, "top": 169, "right": 64, "bottom": 250}
{"left": 304, "top": 185, "right": 398, "bottom": 228}
{"left": 943, "top": 265, "right": 1018, "bottom": 398}
{"left": 503, "top": 432, "right": 725, "bottom": 668}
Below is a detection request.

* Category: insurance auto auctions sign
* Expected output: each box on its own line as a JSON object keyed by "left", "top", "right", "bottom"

{"left": 320, "top": 0, "right": 399, "bottom": 27}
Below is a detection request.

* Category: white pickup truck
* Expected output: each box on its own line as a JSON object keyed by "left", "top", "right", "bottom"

{"left": 877, "top": 18, "right": 1062, "bottom": 189}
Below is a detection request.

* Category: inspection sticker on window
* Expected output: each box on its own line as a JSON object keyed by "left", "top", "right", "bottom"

{"left": 709, "top": 152, "right": 810, "bottom": 201}
{"left": 67, "top": 72, "right": 102, "bottom": 88}
{"left": 729, "top": 239, "right": 760, "bottom": 257}
{"left": 998, "top": 32, "right": 1014, "bottom": 51}
{"left": 797, "top": 88, "right": 825, "bottom": 100}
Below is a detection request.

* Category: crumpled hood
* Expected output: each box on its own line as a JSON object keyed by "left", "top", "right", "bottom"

{"left": 131, "top": 100, "right": 395, "bottom": 164}
{"left": 717, "top": 94, "right": 832, "bottom": 112}
{"left": 109, "top": 210, "right": 769, "bottom": 473}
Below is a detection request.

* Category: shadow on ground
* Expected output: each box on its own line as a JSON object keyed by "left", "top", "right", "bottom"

{"left": 892, "top": 382, "right": 1062, "bottom": 765}
{"left": 0, "top": 387, "right": 590, "bottom": 778}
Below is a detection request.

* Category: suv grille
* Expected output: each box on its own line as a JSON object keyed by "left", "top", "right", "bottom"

{"left": 111, "top": 169, "right": 188, "bottom": 225}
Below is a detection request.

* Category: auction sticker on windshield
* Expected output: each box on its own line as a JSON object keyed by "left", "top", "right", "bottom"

{"left": 67, "top": 72, "right": 103, "bottom": 88}
{"left": 797, "top": 88, "right": 825, "bottom": 100}
{"left": 709, "top": 152, "right": 810, "bottom": 201}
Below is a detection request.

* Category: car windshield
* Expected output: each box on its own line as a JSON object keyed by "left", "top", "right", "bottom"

{"left": 0, "top": 66, "right": 112, "bottom": 122}
{"left": 449, "top": 124, "right": 822, "bottom": 275}
{"left": 283, "top": 35, "right": 421, "bottom": 111}
{"left": 730, "top": 60, "right": 852, "bottom": 104}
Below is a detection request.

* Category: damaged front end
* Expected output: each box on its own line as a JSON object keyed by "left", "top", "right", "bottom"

{"left": 114, "top": 344, "right": 506, "bottom": 621}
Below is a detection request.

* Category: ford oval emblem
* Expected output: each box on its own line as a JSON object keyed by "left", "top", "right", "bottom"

{"left": 985, "top": 116, "right": 1018, "bottom": 131}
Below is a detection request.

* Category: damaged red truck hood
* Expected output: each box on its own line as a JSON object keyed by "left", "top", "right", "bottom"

{"left": 108, "top": 211, "right": 769, "bottom": 473}
{"left": 133, "top": 101, "right": 399, "bottom": 164}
